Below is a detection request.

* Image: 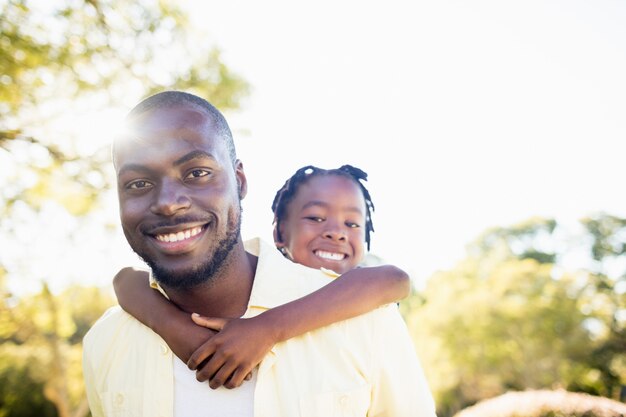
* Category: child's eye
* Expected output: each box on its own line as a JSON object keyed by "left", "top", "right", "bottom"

{"left": 305, "top": 216, "right": 324, "bottom": 222}
{"left": 185, "top": 169, "right": 210, "bottom": 179}
{"left": 346, "top": 222, "right": 361, "bottom": 228}
{"left": 126, "top": 180, "right": 153, "bottom": 190}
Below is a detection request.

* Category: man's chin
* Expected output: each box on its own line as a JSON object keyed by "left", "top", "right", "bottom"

{"left": 133, "top": 206, "right": 242, "bottom": 291}
{"left": 148, "top": 262, "right": 209, "bottom": 290}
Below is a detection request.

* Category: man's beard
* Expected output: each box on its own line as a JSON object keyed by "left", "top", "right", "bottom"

{"left": 137, "top": 206, "right": 242, "bottom": 291}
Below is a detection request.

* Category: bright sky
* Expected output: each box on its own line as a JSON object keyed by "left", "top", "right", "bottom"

{"left": 182, "top": 0, "right": 626, "bottom": 286}
{"left": 4, "top": 0, "right": 626, "bottom": 296}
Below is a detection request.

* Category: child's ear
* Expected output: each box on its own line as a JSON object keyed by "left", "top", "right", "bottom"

{"left": 272, "top": 221, "right": 282, "bottom": 245}
{"left": 273, "top": 222, "right": 294, "bottom": 260}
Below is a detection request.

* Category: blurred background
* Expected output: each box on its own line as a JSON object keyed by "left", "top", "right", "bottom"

{"left": 1, "top": 0, "right": 624, "bottom": 416}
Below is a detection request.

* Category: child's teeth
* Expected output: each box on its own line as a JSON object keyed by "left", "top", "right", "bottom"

{"left": 315, "top": 250, "right": 344, "bottom": 260}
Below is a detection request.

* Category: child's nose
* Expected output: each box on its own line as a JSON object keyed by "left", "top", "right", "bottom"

{"left": 323, "top": 229, "right": 347, "bottom": 241}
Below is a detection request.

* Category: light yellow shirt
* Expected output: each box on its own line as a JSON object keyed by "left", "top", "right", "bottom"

{"left": 83, "top": 238, "right": 436, "bottom": 417}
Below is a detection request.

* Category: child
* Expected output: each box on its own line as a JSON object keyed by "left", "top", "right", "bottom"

{"left": 113, "top": 164, "right": 411, "bottom": 389}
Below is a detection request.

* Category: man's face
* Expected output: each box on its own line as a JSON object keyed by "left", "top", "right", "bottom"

{"left": 114, "top": 104, "right": 247, "bottom": 289}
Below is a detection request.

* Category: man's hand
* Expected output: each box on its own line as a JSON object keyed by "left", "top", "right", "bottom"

{"left": 187, "top": 313, "right": 279, "bottom": 389}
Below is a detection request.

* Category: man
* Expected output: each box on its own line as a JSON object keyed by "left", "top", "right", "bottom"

{"left": 82, "top": 91, "right": 436, "bottom": 416}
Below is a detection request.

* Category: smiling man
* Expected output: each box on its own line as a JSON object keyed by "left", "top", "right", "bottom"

{"left": 82, "top": 91, "right": 436, "bottom": 417}
{"left": 111, "top": 96, "right": 252, "bottom": 314}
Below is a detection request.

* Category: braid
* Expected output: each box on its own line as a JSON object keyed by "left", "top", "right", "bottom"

{"left": 271, "top": 166, "right": 317, "bottom": 244}
{"left": 337, "top": 165, "right": 375, "bottom": 249}
{"left": 271, "top": 164, "right": 376, "bottom": 250}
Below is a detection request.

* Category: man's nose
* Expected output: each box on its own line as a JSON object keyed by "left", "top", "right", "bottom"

{"left": 150, "top": 181, "right": 191, "bottom": 216}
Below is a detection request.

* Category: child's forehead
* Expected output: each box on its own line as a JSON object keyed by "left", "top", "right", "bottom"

{"left": 303, "top": 173, "right": 357, "bottom": 190}
{"left": 295, "top": 174, "right": 366, "bottom": 205}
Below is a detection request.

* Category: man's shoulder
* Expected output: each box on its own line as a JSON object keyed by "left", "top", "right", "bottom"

{"left": 83, "top": 306, "right": 155, "bottom": 359}
{"left": 336, "top": 302, "right": 406, "bottom": 335}
{"left": 293, "top": 303, "right": 407, "bottom": 350}
{"left": 82, "top": 305, "right": 175, "bottom": 415}
{"left": 85, "top": 305, "right": 133, "bottom": 336}
{"left": 280, "top": 255, "right": 336, "bottom": 287}
{"left": 246, "top": 237, "right": 335, "bottom": 308}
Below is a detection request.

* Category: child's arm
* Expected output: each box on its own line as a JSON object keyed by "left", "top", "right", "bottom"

{"left": 264, "top": 264, "right": 410, "bottom": 339}
{"left": 188, "top": 264, "right": 411, "bottom": 389}
{"left": 113, "top": 267, "right": 216, "bottom": 363}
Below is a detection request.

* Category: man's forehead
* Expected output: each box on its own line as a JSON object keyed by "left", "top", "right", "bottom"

{"left": 126, "top": 104, "right": 213, "bottom": 132}
{"left": 113, "top": 105, "right": 221, "bottom": 167}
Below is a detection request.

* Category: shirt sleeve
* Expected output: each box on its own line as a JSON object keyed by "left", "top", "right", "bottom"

{"left": 368, "top": 305, "right": 437, "bottom": 417}
{"left": 82, "top": 332, "right": 105, "bottom": 417}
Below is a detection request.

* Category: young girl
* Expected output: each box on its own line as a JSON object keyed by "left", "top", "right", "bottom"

{"left": 113, "top": 164, "right": 411, "bottom": 389}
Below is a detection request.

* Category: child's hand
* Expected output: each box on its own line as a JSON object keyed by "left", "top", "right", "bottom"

{"left": 187, "top": 313, "right": 278, "bottom": 390}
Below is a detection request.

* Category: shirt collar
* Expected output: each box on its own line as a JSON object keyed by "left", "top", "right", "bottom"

{"left": 244, "top": 237, "right": 337, "bottom": 312}
{"left": 149, "top": 272, "right": 169, "bottom": 299}
{"left": 148, "top": 237, "right": 336, "bottom": 311}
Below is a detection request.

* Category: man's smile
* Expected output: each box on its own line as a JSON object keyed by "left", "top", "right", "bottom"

{"left": 155, "top": 225, "right": 204, "bottom": 243}
{"left": 147, "top": 224, "right": 210, "bottom": 255}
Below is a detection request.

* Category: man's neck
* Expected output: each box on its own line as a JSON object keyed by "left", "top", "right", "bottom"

{"left": 162, "top": 245, "right": 258, "bottom": 318}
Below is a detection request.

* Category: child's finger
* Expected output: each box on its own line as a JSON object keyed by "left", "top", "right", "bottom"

{"left": 208, "top": 359, "right": 238, "bottom": 389}
{"left": 195, "top": 348, "right": 226, "bottom": 383}
{"left": 191, "top": 314, "right": 229, "bottom": 331}
{"left": 224, "top": 367, "right": 249, "bottom": 389}
{"left": 187, "top": 340, "right": 216, "bottom": 371}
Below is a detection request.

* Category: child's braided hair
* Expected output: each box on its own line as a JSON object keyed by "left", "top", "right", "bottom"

{"left": 271, "top": 164, "right": 375, "bottom": 250}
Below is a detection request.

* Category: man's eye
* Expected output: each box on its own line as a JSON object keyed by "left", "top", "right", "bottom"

{"left": 186, "top": 169, "right": 210, "bottom": 179}
{"left": 127, "top": 180, "right": 152, "bottom": 190}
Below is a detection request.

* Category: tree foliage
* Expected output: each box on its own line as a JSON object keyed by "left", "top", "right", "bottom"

{"left": 0, "top": 0, "right": 249, "bottom": 117}
{"left": 1, "top": 1, "right": 249, "bottom": 416}
{"left": 0, "top": 284, "right": 115, "bottom": 417}
{"left": 403, "top": 214, "right": 626, "bottom": 417}
{"left": 1, "top": 0, "right": 249, "bottom": 217}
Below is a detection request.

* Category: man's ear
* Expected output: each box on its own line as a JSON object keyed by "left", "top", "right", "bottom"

{"left": 234, "top": 159, "right": 247, "bottom": 199}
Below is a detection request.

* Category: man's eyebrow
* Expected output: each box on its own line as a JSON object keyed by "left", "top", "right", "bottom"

{"left": 173, "top": 150, "right": 215, "bottom": 167}
{"left": 117, "top": 163, "right": 151, "bottom": 177}
{"left": 117, "top": 151, "right": 215, "bottom": 177}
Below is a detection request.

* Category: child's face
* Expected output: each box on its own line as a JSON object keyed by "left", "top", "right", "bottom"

{"left": 277, "top": 174, "right": 367, "bottom": 274}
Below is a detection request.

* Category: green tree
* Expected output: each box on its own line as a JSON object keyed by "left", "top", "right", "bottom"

{"left": 1, "top": 1, "right": 249, "bottom": 416}
{"left": 0, "top": 284, "right": 115, "bottom": 417}
{"left": 578, "top": 214, "right": 626, "bottom": 398}
{"left": 1, "top": 0, "right": 249, "bottom": 215}
{"left": 403, "top": 215, "right": 625, "bottom": 417}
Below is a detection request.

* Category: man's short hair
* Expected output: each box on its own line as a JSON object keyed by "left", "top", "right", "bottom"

{"left": 116, "top": 91, "right": 237, "bottom": 165}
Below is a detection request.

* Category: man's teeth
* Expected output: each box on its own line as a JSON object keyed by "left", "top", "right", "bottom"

{"left": 315, "top": 250, "right": 345, "bottom": 261}
{"left": 156, "top": 226, "right": 203, "bottom": 243}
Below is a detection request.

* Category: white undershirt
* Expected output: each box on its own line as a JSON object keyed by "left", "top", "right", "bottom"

{"left": 173, "top": 357, "right": 256, "bottom": 417}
